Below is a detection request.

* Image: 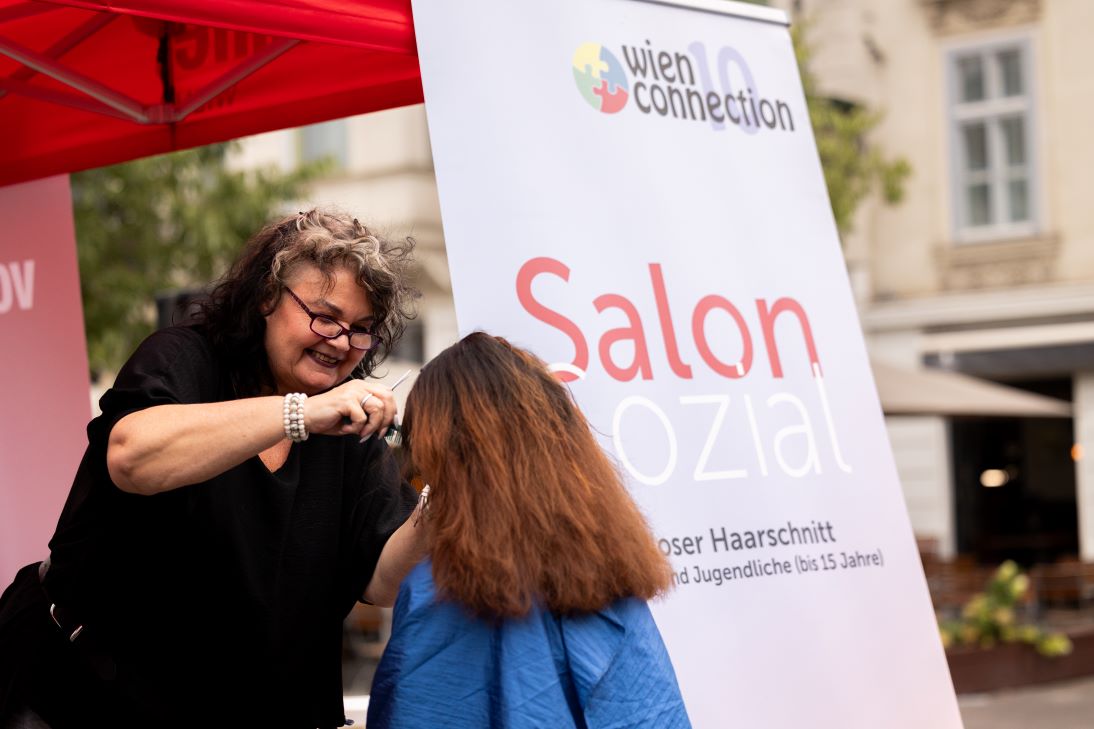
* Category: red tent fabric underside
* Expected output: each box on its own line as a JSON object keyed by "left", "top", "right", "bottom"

{"left": 0, "top": 0, "right": 423, "bottom": 187}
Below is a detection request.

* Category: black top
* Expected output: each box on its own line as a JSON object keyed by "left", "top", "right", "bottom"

{"left": 43, "top": 326, "right": 417, "bottom": 727}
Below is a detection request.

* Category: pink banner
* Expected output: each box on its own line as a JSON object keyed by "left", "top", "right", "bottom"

{"left": 0, "top": 175, "right": 89, "bottom": 587}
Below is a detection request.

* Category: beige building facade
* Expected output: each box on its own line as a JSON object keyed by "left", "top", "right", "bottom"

{"left": 773, "top": 0, "right": 1094, "bottom": 562}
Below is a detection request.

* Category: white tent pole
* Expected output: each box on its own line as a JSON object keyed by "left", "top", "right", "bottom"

{"left": 168, "top": 37, "right": 298, "bottom": 122}
{"left": 0, "top": 36, "right": 148, "bottom": 122}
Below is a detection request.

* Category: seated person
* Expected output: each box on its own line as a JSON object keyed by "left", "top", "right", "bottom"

{"left": 368, "top": 332, "right": 690, "bottom": 728}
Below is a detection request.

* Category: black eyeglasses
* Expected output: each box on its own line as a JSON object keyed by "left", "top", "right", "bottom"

{"left": 283, "top": 287, "right": 381, "bottom": 352}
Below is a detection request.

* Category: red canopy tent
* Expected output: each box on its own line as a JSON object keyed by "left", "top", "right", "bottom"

{"left": 0, "top": 0, "right": 426, "bottom": 587}
{"left": 0, "top": 0, "right": 424, "bottom": 187}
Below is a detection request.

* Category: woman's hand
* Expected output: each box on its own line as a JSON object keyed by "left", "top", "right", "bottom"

{"left": 303, "top": 380, "right": 397, "bottom": 440}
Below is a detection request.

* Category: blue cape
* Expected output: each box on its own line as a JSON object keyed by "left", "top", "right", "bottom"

{"left": 367, "top": 561, "right": 691, "bottom": 728}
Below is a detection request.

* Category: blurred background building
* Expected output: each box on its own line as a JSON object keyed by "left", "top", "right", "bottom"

{"left": 765, "top": 0, "right": 1094, "bottom": 575}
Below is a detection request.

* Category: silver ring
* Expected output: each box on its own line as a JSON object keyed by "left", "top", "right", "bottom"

{"left": 360, "top": 393, "right": 374, "bottom": 411}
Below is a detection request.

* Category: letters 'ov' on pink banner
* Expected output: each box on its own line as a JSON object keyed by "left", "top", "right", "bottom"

{"left": 0, "top": 175, "right": 90, "bottom": 587}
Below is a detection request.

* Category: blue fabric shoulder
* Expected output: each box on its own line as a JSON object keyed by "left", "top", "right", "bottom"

{"left": 368, "top": 561, "right": 691, "bottom": 728}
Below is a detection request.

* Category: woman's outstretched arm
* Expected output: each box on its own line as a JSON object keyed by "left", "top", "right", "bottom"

{"left": 364, "top": 499, "right": 429, "bottom": 606}
{"left": 107, "top": 380, "right": 397, "bottom": 495}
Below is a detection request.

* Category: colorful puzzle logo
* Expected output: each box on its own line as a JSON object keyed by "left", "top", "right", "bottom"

{"left": 572, "top": 43, "right": 629, "bottom": 114}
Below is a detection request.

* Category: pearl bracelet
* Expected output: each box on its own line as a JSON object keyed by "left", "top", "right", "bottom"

{"left": 283, "top": 393, "right": 309, "bottom": 442}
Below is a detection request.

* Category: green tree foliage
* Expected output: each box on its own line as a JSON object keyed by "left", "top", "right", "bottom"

{"left": 939, "top": 561, "right": 1072, "bottom": 657}
{"left": 72, "top": 143, "right": 322, "bottom": 375}
{"left": 793, "top": 22, "right": 910, "bottom": 236}
{"left": 738, "top": 0, "right": 910, "bottom": 235}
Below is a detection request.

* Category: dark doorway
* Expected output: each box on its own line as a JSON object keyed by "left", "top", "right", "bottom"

{"left": 952, "top": 380, "right": 1077, "bottom": 565}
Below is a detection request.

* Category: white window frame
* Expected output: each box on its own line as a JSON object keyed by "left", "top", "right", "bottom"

{"left": 946, "top": 34, "right": 1039, "bottom": 244}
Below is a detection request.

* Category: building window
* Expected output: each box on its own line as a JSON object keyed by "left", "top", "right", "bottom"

{"left": 948, "top": 39, "right": 1036, "bottom": 242}
{"left": 300, "top": 119, "right": 348, "bottom": 168}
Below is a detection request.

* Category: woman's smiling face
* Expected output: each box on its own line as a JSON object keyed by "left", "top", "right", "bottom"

{"left": 264, "top": 263, "right": 375, "bottom": 395}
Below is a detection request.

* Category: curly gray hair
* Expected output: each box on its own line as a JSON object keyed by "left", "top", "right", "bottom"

{"left": 197, "top": 207, "right": 419, "bottom": 396}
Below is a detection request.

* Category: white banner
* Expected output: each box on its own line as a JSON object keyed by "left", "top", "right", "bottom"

{"left": 412, "top": 0, "right": 962, "bottom": 726}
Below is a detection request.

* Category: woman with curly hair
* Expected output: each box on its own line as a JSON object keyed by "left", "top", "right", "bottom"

{"left": 0, "top": 209, "right": 426, "bottom": 729}
{"left": 368, "top": 332, "right": 690, "bottom": 728}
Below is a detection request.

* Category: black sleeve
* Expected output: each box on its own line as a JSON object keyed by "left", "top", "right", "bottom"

{"left": 88, "top": 326, "right": 221, "bottom": 449}
{"left": 341, "top": 440, "right": 418, "bottom": 607}
{"left": 47, "top": 327, "right": 222, "bottom": 603}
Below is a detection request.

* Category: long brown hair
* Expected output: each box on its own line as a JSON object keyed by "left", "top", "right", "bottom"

{"left": 401, "top": 332, "right": 672, "bottom": 618}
